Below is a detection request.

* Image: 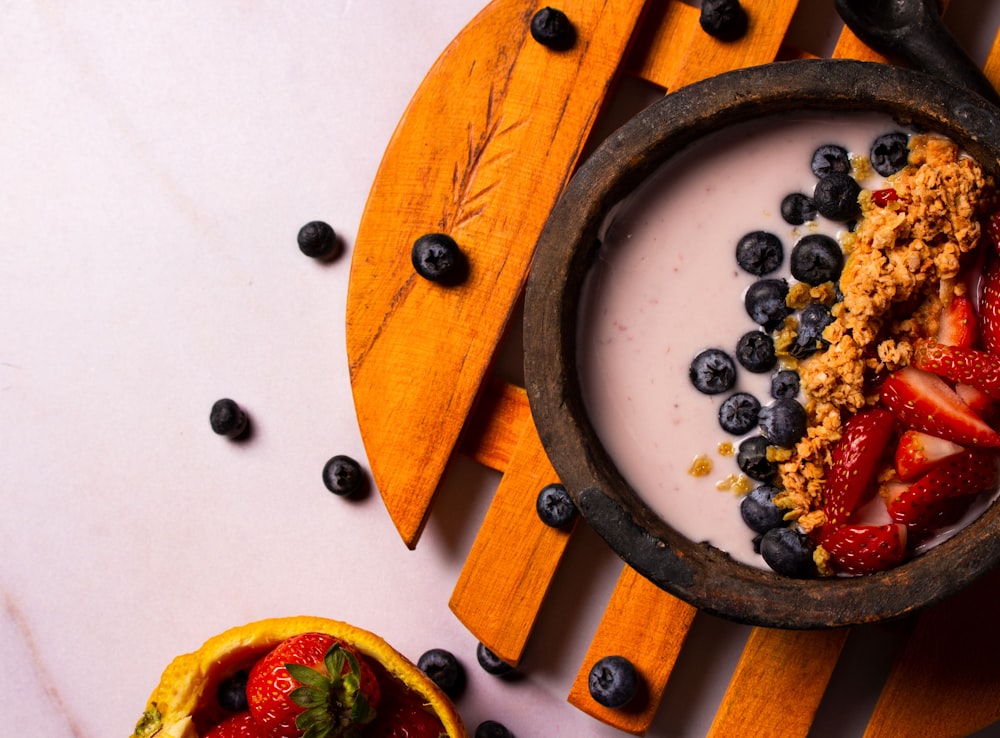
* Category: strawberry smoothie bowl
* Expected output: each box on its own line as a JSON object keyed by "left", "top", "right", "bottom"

{"left": 524, "top": 59, "right": 1000, "bottom": 628}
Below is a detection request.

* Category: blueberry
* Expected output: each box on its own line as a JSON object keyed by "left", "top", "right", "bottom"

{"left": 735, "top": 231, "right": 783, "bottom": 276}
{"left": 770, "top": 370, "right": 800, "bottom": 400}
{"left": 530, "top": 7, "right": 576, "bottom": 50}
{"left": 477, "top": 642, "right": 516, "bottom": 678}
{"left": 536, "top": 483, "right": 577, "bottom": 528}
{"left": 475, "top": 721, "right": 515, "bottom": 738}
{"left": 418, "top": 648, "right": 466, "bottom": 699}
{"left": 813, "top": 172, "right": 861, "bottom": 221}
{"left": 780, "top": 193, "right": 817, "bottom": 225}
{"left": 744, "top": 278, "right": 790, "bottom": 331}
{"left": 759, "top": 527, "right": 816, "bottom": 577}
{"left": 870, "top": 131, "right": 909, "bottom": 176}
{"left": 588, "top": 655, "right": 640, "bottom": 708}
{"left": 740, "top": 485, "right": 786, "bottom": 534}
{"left": 758, "top": 398, "right": 807, "bottom": 448}
{"left": 735, "top": 331, "right": 776, "bottom": 373}
{"left": 210, "top": 398, "right": 249, "bottom": 439}
{"left": 689, "top": 348, "right": 737, "bottom": 395}
{"left": 737, "top": 435, "right": 776, "bottom": 482}
{"left": 322, "top": 454, "right": 366, "bottom": 497}
{"left": 297, "top": 220, "right": 340, "bottom": 260}
{"left": 790, "top": 234, "right": 844, "bottom": 285}
{"left": 791, "top": 303, "right": 834, "bottom": 358}
{"left": 216, "top": 670, "right": 248, "bottom": 712}
{"left": 811, "top": 144, "right": 851, "bottom": 178}
{"left": 698, "top": 0, "right": 748, "bottom": 41}
{"left": 411, "top": 233, "right": 468, "bottom": 285}
{"left": 718, "top": 392, "right": 761, "bottom": 435}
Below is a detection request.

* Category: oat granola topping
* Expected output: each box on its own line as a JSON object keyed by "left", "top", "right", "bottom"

{"left": 774, "top": 135, "right": 994, "bottom": 524}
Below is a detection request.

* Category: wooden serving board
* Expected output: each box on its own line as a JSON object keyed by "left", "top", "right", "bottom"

{"left": 347, "top": 0, "right": 1000, "bottom": 734}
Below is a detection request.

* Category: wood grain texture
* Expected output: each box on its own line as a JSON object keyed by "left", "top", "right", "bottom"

{"left": 566, "top": 567, "right": 697, "bottom": 735}
{"left": 346, "top": 0, "right": 649, "bottom": 548}
{"left": 449, "top": 419, "right": 573, "bottom": 666}
{"left": 707, "top": 628, "right": 850, "bottom": 738}
{"left": 458, "top": 378, "right": 530, "bottom": 472}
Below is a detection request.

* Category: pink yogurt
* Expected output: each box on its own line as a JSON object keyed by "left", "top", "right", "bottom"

{"left": 577, "top": 112, "right": 989, "bottom": 569}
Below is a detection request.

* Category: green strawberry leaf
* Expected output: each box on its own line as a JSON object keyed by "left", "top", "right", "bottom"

{"left": 287, "top": 662, "right": 332, "bottom": 691}
{"left": 290, "top": 685, "right": 328, "bottom": 709}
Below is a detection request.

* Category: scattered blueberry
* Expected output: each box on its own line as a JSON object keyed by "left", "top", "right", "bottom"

{"left": 411, "top": 233, "right": 468, "bottom": 285}
{"left": 475, "top": 721, "right": 515, "bottom": 738}
{"left": 780, "top": 193, "right": 817, "bottom": 225}
{"left": 588, "top": 655, "right": 640, "bottom": 708}
{"left": 735, "top": 330, "right": 777, "bottom": 373}
{"left": 791, "top": 303, "right": 834, "bottom": 358}
{"left": 735, "top": 231, "right": 783, "bottom": 276}
{"left": 770, "top": 370, "right": 800, "bottom": 400}
{"left": 689, "top": 348, "right": 737, "bottom": 395}
{"left": 870, "top": 131, "right": 909, "bottom": 176}
{"left": 718, "top": 392, "right": 761, "bottom": 435}
{"left": 536, "top": 483, "right": 578, "bottom": 528}
{"left": 813, "top": 172, "right": 861, "bottom": 221}
{"left": 530, "top": 7, "right": 576, "bottom": 50}
{"left": 216, "top": 670, "right": 249, "bottom": 712}
{"left": 322, "top": 454, "right": 366, "bottom": 497}
{"left": 810, "top": 144, "right": 851, "bottom": 178}
{"left": 418, "top": 648, "right": 466, "bottom": 699}
{"left": 790, "top": 234, "right": 844, "bottom": 285}
{"left": 737, "top": 435, "right": 776, "bottom": 482}
{"left": 698, "top": 0, "right": 748, "bottom": 42}
{"left": 297, "top": 220, "right": 340, "bottom": 260}
{"left": 210, "top": 398, "right": 248, "bottom": 439}
{"left": 759, "top": 527, "right": 816, "bottom": 577}
{"left": 740, "top": 485, "right": 786, "bottom": 534}
{"left": 758, "top": 398, "right": 807, "bottom": 448}
{"left": 477, "top": 642, "right": 516, "bottom": 678}
{"left": 744, "top": 278, "right": 790, "bottom": 330}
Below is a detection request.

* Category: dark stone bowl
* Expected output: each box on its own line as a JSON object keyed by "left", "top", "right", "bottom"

{"left": 523, "top": 59, "right": 1000, "bottom": 629}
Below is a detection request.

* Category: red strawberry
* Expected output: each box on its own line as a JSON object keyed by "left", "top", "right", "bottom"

{"left": 912, "top": 340, "right": 1000, "bottom": 399}
{"left": 936, "top": 294, "right": 978, "bottom": 348}
{"left": 247, "top": 633, "right": 381, "bottom": 738}
{"left": 980, "top": 256, "right": 1000, "bottom": 354}
{"left": 894, "top": 429, "right": 964, "bottom": 481}
{"left": 879, "top": 367, "right": 1000, "bottom": 448}
{"left": 822, "top": 523, "right": 908, "bottom": 576}
{"left": 956, "top": 382, "right": 994, "bottom": 418}
{"left": 368, "top": 702, "right": 447, "bottom": 738}
{"left": 822, "top": 408, "right": 896, "bottom": 526}
{"left": 206, "top": 712, "right": 262, "bottom": 738}
{"left": 887, "top": 448, "right": 999, "bottom": 530}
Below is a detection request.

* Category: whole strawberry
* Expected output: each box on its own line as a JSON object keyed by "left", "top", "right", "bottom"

{"left": 368, "top": 702, "right": 447, "bottom": 738}
{"left": 247, "top": 632, "right": 381, "bottom": 738}
{"left": 205, "top": 711, "right": 262, "bottom": 738}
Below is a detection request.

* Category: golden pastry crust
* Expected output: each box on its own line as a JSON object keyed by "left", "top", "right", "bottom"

{"left": 774, "top": 135, "right": 993, "bottom": 524}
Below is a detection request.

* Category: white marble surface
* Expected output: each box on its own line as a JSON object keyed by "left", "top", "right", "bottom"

{"left": 3, "top": 1, "right": 1000, "bottom": 737}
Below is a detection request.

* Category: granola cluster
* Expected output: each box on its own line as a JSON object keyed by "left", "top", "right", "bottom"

{"left": 773, "top": 136, "right": 994, "bottom": 530}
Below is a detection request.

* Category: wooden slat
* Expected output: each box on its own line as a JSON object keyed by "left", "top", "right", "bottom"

{"left": 567, "top": 567, "right": 697, "bottom": 735}
{"left": 707, "top": 628, "right": 850, "bottom": 738}
{"left": 346, "top": 0, "right": 650, "bottom": 548}
{"left": 862, "top": 567, "right": 1000, "bottom": 738}
{"left": 625, "top": 0, "right": 699, "bottom": 89}
{"left": 666, "top": 0, "right": 801, "bottom": 90}
{"left": 458, "top": 378, "right": 530, "bottom": 472}
{"left": 449, "top": 420, "right": 573, "bottom": 666}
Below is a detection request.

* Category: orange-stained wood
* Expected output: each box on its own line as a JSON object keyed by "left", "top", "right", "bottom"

{"left": 459, "top": 378, "right": 530, "bottom": 472}
{"left": 449, "top": 419, "right": 573, "bottom": 666}
{"left": 707, "top": 627, "right": 850, "bottom": 738}
{"left": 346, "top": 0, "right": 650, "bottom": 548}
{"left": 625, "top": 0, "right": 699, "bottom": 89}
{"left": 862, "top": 566, "right": 1000, "bottom": 738}
{"left": 567, "top": 567, "right": 697, "bottom": 735}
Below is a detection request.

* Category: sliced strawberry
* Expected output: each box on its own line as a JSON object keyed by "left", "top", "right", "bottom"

{"left": 980, "top": 256, "right": 1000, "bottom": 355}
{"left": 205, "top": 712, "right": 261, "bottom": 738}
{"left": 879, "top": 367, "right": 1000, "bottom": 448}
{"left": 822, "top": 523, "right": 908, "bottom": 576}
{"left": 936, "top": 294, "right": 978, "bottom": 348}
{"left": 887, "top": 448, "right": 999, "bottom": 530}
{"left": 912, "top": 340, "right": 1000, "bottom": 399}
{"left": 822, "top": 408, "right": 896, "bottom": 526}
{"left": 894, "top": 429, "right": 965, "bottom": 481}
{"left": 956, "top": 382, "right": 994, "bottom": 418}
